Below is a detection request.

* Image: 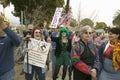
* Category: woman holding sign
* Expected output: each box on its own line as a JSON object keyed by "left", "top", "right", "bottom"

{"left": 23, "top": 26, "right": 46, "bottom": 80}
{"left": 98, "top": 27, "right": 120, "bottom": 80}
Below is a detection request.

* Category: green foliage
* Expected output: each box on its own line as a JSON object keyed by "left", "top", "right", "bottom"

{"left": 95, "top": 22, "right": 107, "bottom": 29}
{"left": 70, "top": 18, "right": 77, "bottom": 27}
{"left": 0, "top": 0, "right": 64, "bottom": 26}
{"left": 113, "top": 10, "right": 120, "bottom": 28}
{"left": 0, "top": 0, "right": 10, "bottom": 8}
{"left": 80, "top": 18, "right": 94, "bottom": 27}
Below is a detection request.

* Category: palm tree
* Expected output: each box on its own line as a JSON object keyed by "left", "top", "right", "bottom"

{"left": 113, "top": 10, "right": 120, "bottom": 27}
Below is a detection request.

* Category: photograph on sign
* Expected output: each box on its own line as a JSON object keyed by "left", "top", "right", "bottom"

{"left": 24, "top": 38, "right": 51, "bottom": 68}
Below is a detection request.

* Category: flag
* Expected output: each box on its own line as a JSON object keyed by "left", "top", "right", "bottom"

{"left": 58, "top": 9, "right": 71, "bottom": 27}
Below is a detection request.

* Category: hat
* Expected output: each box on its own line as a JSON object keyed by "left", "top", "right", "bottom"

{"left": 59, "top": 27, "right": 69, "bottom": 37}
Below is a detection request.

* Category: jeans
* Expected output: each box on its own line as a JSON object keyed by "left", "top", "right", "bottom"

{"left": 25, "top": 65, "right": 45, "bottom": 80}
{"left": 51, "top": 49, "right": 56, "bottom": 77}
{"left": 0, "top": 69, "right": 15, "bottom": 80}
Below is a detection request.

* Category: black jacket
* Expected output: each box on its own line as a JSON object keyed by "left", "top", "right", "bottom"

{"left": 51, "top": 37, "right": 71, "bottom": 57}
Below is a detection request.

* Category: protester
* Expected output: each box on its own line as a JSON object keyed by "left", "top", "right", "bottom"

{"left": 71, "top": 25, "right": 100, "bottom": 80}
{"left": 98, "top": 27, "right": 120, "bottom": 80}
{"left": 23, "top": 26, "right": 46, "bottom": 80}
{"left": 0, "top": 13, "right": 21, "bottom": 80}
{"left": 92, "top": 31, "right": 102, "bottom": 49}
{"left": 19, "top": 25, "right": 33, "bottom": 75}
{"left": 21, "top": 24, "right": 33, "bottom": 60}
{"left": 50, "top": 28, "right": 59, "bottom": 77}
{"left": 72, "top": 31, "right": 80, "bottom": 46}
{"left": 49, "top": 27, "right": 71, "bottom": 80}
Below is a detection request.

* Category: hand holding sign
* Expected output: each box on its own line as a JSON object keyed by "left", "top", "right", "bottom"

{"left": 24, "top": 38, "right": 51, "bottom": 68}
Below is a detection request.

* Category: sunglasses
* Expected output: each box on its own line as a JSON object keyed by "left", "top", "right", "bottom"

{"left": 35, "top": 32, "right": 41, "bottom": 34}
{"left": 84, "top": 32, "right": 92, "bottom": 35}
{"left": 61, "top": 31, "right": 66, "bottom": 33}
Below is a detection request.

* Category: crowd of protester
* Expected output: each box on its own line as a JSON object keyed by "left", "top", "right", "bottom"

{"left": 1, "top": 12, "right": 120, "bottom": 80}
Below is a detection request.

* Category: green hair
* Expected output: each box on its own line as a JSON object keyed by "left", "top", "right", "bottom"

{"left": 59, "top": 27, "right": 69, "bottom": 37}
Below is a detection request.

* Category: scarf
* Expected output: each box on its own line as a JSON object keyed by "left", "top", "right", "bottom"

{"left": 111, "top": 40, "right": 120, "bottom": 71}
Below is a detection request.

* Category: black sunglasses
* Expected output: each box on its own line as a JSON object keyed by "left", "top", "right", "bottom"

{"left": 35, "top": 32, "right": 41, "bottom": 34}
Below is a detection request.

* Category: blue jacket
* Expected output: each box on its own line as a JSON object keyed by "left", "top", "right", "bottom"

{"left": 51, "top": 32, "right": 59, "bottom": 49}
{"left": 98, "top": 41, "right": 108, "bottom": 68}
{"left": 0, "top": 28, "right": 21, "bottom": 76}
{"left": 97, "top": 40, "right": 108, "bottom": 77}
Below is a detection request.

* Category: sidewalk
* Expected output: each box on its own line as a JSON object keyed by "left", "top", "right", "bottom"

{"left": 14, "top": 62, "right": 72, "bottom": 80}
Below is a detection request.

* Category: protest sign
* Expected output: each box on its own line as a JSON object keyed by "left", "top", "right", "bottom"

{"left": 24, "top": 38, "right": 51, "bottom": 68}
{"left": 49, "top": 7, "right": 63, "bottom": 28}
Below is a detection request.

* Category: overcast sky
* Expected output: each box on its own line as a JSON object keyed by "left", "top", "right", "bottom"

{"left": 0, "top": 0, "right": 120, "bottom": 26}
{"left": 68, "top": 0, "right": 120, "bottom": 26}
{"left": 0, "top": 4, "right": 20, "bottom": 25}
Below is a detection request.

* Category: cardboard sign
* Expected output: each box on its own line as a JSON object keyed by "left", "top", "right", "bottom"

{"left": 24, "top": 38, "right": 51, "bottom": 68}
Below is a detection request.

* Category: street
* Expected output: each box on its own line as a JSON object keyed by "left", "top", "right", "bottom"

{"left": 14, "top": 62, "right": 72, "bottom": 80}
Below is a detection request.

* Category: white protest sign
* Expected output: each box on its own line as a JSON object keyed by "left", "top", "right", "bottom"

{"left": 24, "top": 38, "right": 51, "bottom": 68}
{"left": 49, "top": 7, "right": 63, "bottom": 28}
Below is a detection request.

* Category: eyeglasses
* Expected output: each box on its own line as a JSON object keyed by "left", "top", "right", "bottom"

{"left": 84, "top": 32, "right": 92, "bottom": 35}
{"left": 61, "top": 31, "right": 66, "bottom": 33}
{"left": 35, "top": 32, "right": 41, "bottom": 34}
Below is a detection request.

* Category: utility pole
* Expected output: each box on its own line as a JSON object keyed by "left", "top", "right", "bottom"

{"left": 66, "top": 0, "right": 70, "bottom": 13}
{"left": 21, "top": 11, "right": 24, "bottom": 25}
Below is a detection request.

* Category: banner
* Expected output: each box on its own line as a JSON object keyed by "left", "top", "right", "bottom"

{"left": 49, "top": 7, "right": 63, "bottom": 28}
{"left": 24, "top": 38, "right": 51, "bottom": 68}
{"left": 58, "top": 9, "right": 71, "bottom": 27}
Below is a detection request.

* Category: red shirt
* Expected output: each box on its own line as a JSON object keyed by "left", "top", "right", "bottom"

{"left": 104, "top": 45, "right": 114, "bottom": 59}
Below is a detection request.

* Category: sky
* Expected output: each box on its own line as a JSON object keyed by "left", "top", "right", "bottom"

{"left": 0, "top": 4, "right": 20, "bottom": 25}
{"left": 0, "top": 0, "right": 120, "bottom": 26}
{"left": 68, "top": 0, "right": 120, "bottom": 26}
